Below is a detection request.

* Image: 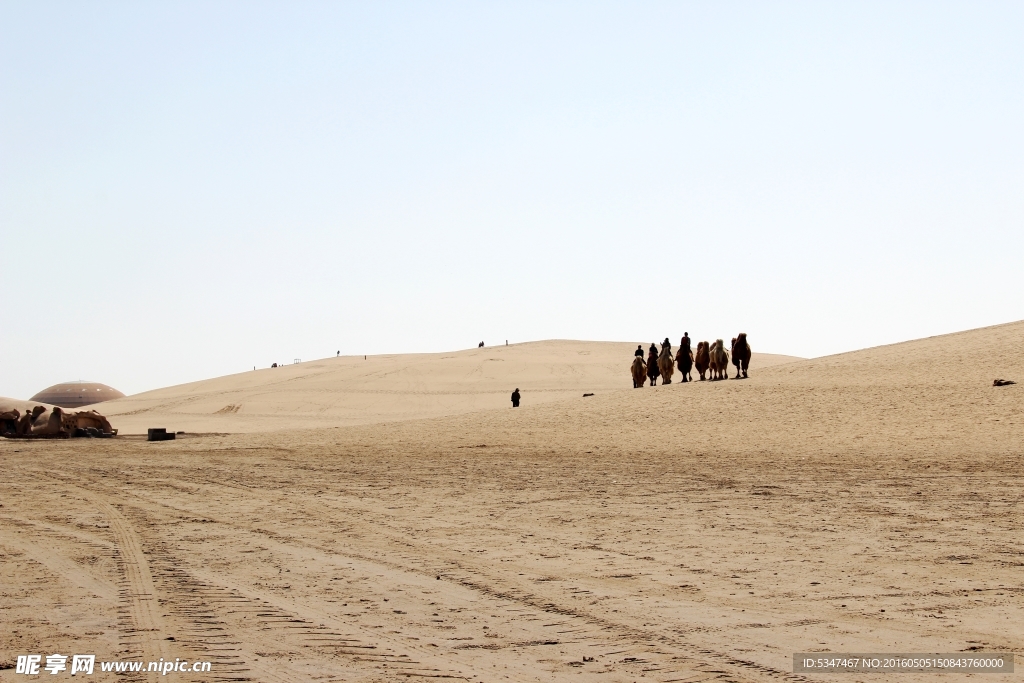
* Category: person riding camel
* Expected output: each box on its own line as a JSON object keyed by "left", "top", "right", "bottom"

{"left": 662, "top": 337, "right": 672, "bottom": 354}
{"left": 677, "top": 333, "right": 694, "bottom": 382}
{"left": 646, "top": 344, "right": 660, "bottom": 386}
{"left": 635, "top": 344, "right": 644, "bottom": 358}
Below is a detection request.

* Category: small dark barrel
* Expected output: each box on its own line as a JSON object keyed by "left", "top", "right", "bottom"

{"left": 147, "top": 428, "right": 175, "bottom": 442}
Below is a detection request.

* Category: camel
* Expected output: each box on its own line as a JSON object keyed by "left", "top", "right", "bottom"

{"left": 709, "top": 339, "right": 730, "bottom": 380}
{"left": 732, "top": 333, "right": 751, "bottom": 378}
{"left": 694, "top": 341, "right": 710, "bottom": 380}
{"left": 0, "top": 408, "right": 19, "bottom": 437}
{"left": 646, "top": 347, "right": 660, "bottom": 386}
{"left": 676, "top": 337, "right": 693, "bottom": 382}
{"left": 631, "top": 356, "right": 647, "bottom": 388}
{"left": 658, "top": 345, "right": 675, "bottom": 384}
{"left": 0, "top": 400, "right": 118, "bottom": 438}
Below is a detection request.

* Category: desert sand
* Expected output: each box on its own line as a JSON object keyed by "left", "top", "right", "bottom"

{"left": 95, "top": 340, "right": 801, "bottom": 434}
{"left": 2, "top": 324, "right": 1022, "bottom": 682}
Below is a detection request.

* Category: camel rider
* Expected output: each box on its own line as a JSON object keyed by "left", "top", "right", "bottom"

{"left": 662, "top": 337, "right": 672, "bottom": 354}
{"left": 681, "top": 333, "right": 691, "bottom": 351}
{"left": 635, "top": 345, "right": 644, "bottom": 358}
{"left": 646, "top": 344, "right": 660, "bottom": 384}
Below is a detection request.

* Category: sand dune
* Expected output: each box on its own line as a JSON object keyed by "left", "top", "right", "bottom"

{"left": 3, "top": 322, "right": 1022, "bottom": 682}
{"left": 355, "top": 319, "right": 1022, "bottom": 462}
{"left": 94, "top": 340, "right": 801, "bottom": 434}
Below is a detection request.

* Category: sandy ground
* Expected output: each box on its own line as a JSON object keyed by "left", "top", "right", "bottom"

{"left": 90, "top": 340, "right": 801, "bottom": 435}
{"left": 1, "top": 324, "right": 1022, "bottom": 682}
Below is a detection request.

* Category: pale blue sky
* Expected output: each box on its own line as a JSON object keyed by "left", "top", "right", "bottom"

{"left": 2, "top": 2, "right": 1022, "bottom": 398}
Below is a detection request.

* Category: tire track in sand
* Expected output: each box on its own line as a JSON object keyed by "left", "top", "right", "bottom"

{"left": 0, "top": 531, "right": 117, "bottom": 602}
{"left": 69, "top": 486, "right": 173, "bottom": 680}
{"left": 35, "top": 475, "right": 465, "bottom": 682}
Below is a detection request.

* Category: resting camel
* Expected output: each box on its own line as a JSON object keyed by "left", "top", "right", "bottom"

{"left": 675, "top": 338, "right": 693, "bottom": 382}
{"left": 732, "top": 333, "right": 751, "bottom": 378}
{"left": 709, "top": 339, "right": 730, "bottom": 380}
{"left": 631, "top": 356, "right": 647, "bottom": 388}
{"left": 658, "top": 345, "right": 675, "bottom": 385}
{"left": 694, "top": 341, "right": 710, "bottom": 380}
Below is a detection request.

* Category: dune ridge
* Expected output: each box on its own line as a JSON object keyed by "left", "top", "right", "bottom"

{"left": 94, "top": 340, "right": 801, "bottom": 434}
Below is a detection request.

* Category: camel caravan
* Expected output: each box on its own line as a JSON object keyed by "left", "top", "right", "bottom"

{"left": 632, "top": 333, "right": 751, "bottom": 387}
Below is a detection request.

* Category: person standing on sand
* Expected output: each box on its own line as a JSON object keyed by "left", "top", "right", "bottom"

{"left": 511, "top": 388, "right": 521, "bottom": 408}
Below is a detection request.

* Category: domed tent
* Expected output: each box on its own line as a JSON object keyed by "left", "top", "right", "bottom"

{"left": 30, "top": 382, "right": 125, "bottom": 409}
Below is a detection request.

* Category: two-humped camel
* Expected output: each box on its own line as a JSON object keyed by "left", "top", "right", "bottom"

{"left": 732, "top": 333, "right": 751, "bottom": 379}
{"left": 693, "top": 341, "right": 710, "bottom": 380}
{"left": 708, "top": 339, "right": 729, "bottom": 380}
{"left": 630, "top": 356, "right": 647, "bottom": 388}
{"left": 675, "top": 337, "right": 693, "bottom": 382}
{"left": 657, "top": 344, "right": 675, "bottom": 384}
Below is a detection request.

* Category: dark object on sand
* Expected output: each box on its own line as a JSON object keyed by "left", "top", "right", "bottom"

{"left": 583, "top": 393, "right": 594, "bottom": 397}
{"left": 72, "top": 426, "right": 112, "bottom": 438}
{"left": 148, "top": 428, "right": 176, "bottom": 442}
{"left": 993, "top": 379, "right": 1016, "bottom": 387}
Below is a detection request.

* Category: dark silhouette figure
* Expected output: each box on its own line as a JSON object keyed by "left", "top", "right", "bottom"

{"left": 676, "top": 333, "right": 693, "bottom": 382}
{"left": 479, "top": 341, "right": 485, "bottom": 348}
{"left": 511, "top": 388, "right": 521, "bottom": 408}
{"left": 635, "top": 345, "right": 644, "bottom": 357}
{"left": 646, "top": 344, "right": 660, "bottom": 386}
{"left": 732, "top": 333, "right": 751, "bottom": 378}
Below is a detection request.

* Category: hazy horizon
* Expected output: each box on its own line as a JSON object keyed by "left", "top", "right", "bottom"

{"left": 3, "top": 2, "right": 1023, "bottom": 399}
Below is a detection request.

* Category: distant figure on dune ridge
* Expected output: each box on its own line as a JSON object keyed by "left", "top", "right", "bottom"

{"left": 631, "top": 355, "right": 647, "bottom": 388}
{"left": 676, "top": 334, "right": 693, "bottom": 382}
{"left": 732, "top": 333, "right": 751, "bottom": 379}
{"left": 658, "top": 338, "right": 675, "bottom": 385}
{"left": 511, "top": 388, "right": 520, "bottom": 408}
{"left": 694, "top": 341, "right": 710, "bottom": 381}
{"left": 709, "top": 339, "right": 730, "bottom": 380}
{"left": 646, "top": 344, "right": 660, "bottom": 386}
{"left": 479, "top": 341, "right": 485, "bottom": 348}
